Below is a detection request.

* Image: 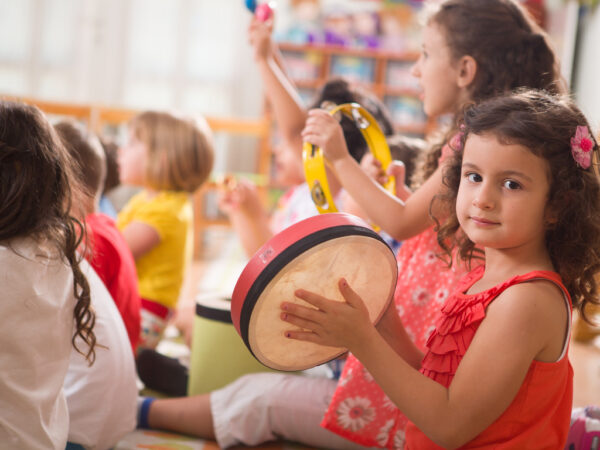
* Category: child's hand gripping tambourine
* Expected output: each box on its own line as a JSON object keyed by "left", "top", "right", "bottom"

{"left": 303, "top": 102, "right": 396, "bottom": 214}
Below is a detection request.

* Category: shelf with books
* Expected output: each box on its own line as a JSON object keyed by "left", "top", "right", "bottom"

{"left": 277, "top": 42, "right": 428, "bottom": 136}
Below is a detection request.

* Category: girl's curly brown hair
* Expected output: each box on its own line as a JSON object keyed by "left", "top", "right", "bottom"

{"left": 0, "top": 101, "right": 96, "bottom": 364}
{"left": 411, "top": 0, "right": 565, "bottom": 189}
{"left": 433, "top": 90, "right": 600, "bottom": 319}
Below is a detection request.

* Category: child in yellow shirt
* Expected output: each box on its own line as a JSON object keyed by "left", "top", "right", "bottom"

{"left": 117, "top": 111, "right": 214, "bottom": 350}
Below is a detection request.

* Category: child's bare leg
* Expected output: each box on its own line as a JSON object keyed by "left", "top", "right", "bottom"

{"left": 148, "top": 395, "right": 216, "bottom": 439}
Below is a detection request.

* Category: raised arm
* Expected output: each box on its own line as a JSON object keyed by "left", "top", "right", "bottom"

{"left": 248, "top": 17, "right": 306, "bottom": 146}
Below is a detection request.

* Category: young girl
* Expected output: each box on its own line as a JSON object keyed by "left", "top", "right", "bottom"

{"left": 139, "top": 1, "right": 566, "bottom": 447}
{"left": 116, "top": 111, "right": 214, "bottom": 350}
{"left": 284, "top": 89, "right": 600, "bottom": 448}
{"left": 0, "top": 101, "right": 96, "bottom": 448}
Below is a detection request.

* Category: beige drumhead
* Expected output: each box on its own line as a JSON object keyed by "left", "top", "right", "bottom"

{"left": 248, "top": 234, "right": 397, "bottom": 371}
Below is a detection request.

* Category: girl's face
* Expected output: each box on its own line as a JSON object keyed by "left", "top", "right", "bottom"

{"left": 456, "top": 133, "right": 551, "bottom": 254}
{"left": 272, "top": 141, "right": 304, "bottom": 187}
{"left": 118, "top": 128, "right": 148, "bottom": 186}
{"left": 411, "top": 22, "right": 466, "bottom": 117}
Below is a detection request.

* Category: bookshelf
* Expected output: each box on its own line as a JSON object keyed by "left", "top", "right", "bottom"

{"left": 277, "top": 42, "right": 429, "bottom": 136}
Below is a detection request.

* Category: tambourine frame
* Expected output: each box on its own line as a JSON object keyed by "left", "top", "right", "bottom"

{"left": 302, "top": 102, "right": 396, "bottom": 214}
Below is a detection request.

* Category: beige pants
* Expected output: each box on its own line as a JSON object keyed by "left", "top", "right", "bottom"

{"left": 210, "top": 372, "right": 370, "bottom": 449}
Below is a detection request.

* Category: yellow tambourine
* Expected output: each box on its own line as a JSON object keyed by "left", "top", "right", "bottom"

{"left": 303, "top": 102, "right": 395, "bottom": 214}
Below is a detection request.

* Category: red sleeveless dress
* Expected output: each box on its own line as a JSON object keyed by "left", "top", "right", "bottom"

{"left": 405, "top": 266, "right": 573, "bottom": 449}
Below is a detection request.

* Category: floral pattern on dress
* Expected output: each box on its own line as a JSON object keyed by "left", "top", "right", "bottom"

{"left": 336, "top": 397, "right": 376, "bottom": 432}
{"left": 377, "top": 420, "right": 395, "bottom": 447}
{"left": 424, "top": 250, "right": 438, "bottom": 265}
{"left": 381, "top": 394, "right": 397, "bottom": 411}
{"left": 434, "top": 287, "right": 449, "bottom": 304}
{"left": 393, "top": 428, "right": 407, "bottom": 450}
{"left": 411, "top": 287, "right": 430, "bottom": 306}
{"left": 362, "top": 367, "right": 374, "bottom": 383}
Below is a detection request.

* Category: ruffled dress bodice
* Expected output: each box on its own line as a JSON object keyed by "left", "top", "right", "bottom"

{"left": 405, "top": 266, "right": 573, "bottom": 449}
{"left": 419, "top": 265, "right": 492, "bottom": 388}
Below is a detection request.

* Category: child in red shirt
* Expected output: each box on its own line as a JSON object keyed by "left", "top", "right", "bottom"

{"left": 55, "top": 121, "right": 141, "bottom": 353}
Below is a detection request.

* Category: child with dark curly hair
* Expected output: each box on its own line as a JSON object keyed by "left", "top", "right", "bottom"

{"left": 285, "top": 90, "right": 600, "bottom": 448}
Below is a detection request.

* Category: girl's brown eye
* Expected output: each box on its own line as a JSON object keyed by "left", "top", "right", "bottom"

{"left": 503, "top": 180, "right": 521, "bottom": 190}
{"left": 466, "top": 173, "right": 482, "bottom": 183}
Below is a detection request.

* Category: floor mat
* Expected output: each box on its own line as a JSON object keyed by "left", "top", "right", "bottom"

{"left": 115, "top": 429, "right": 317, "bottom": 449}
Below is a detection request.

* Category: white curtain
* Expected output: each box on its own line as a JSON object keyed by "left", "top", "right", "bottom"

{"left": 0, "top": 0, "right": 265, "bottom": 172}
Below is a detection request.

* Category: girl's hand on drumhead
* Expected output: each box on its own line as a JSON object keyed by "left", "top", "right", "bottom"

{"left": 281, "top": 278, "right": 376, "bottom": 350}
{"left": 302, "top": 109, "right": 350, "bottom": 163}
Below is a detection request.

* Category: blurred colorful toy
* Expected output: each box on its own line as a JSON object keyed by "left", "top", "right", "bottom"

{"left": 565, "top": 406, "right": 600, "bottom": 450}
{"left": 245, "top": 0, "right": 275, "bottom": 22}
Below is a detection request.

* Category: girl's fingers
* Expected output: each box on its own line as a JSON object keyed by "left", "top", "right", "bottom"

{"left": 294, "top": 289, "right": 331, "bottom": 311}
{"left": 280, "top": 301, "right": 323, "bottom": 322}
{"left": 280, "top": 311, "right": 318, "bottom": 331}
{"left": 302, "top": 119, "right": 324, "bottom": 133}
{"left": 284, "top": 329, "right": 322, "bottom": 344}
{"left": 300, "top": 125, "right": 314, "bottom": 138}
{"left": 338, "top": 278, "right": 362, "bottom": 308}
{"left": 387, "top": 160, "right": 406, "bottom": 182}
{"left": 301, "top": 124, "right": 320, "bottom": 139}
{"left": 307, "top": 108, "right": 328, "bottom": 118}
{"left": 301, "top": 133, "right": 316, "bottom": 146}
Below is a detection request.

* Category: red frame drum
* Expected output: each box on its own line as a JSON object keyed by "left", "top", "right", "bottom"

{"left": 231, "top": 213, "right": 398, "bottom": 371}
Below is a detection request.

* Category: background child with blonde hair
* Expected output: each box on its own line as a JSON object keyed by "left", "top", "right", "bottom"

{"left": 116, "top": 111, "right": 214, "bottom": 351}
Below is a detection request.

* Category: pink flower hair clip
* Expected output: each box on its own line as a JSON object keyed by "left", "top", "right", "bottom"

{"left": 450, "top": 124, "right": 466, "bottom": 151}
{"left": 571, "top": 125, "right": 595, "bottom": 169}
